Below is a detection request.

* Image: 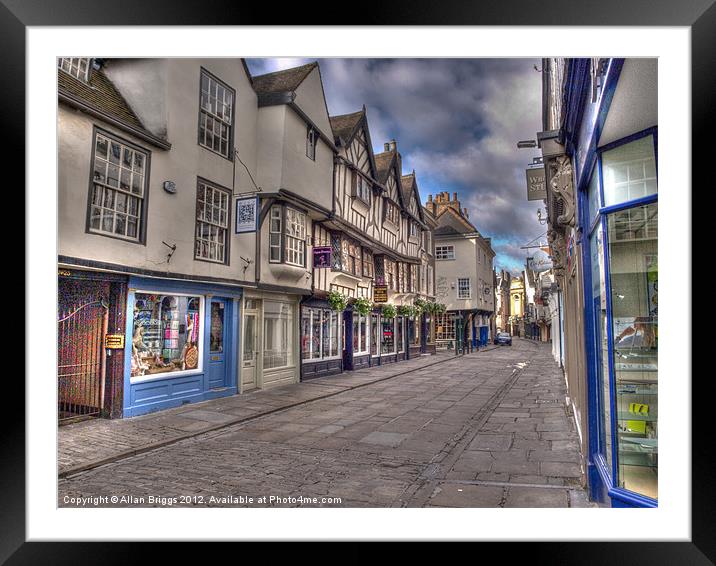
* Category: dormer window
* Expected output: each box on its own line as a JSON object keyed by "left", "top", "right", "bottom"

{"left": 306, "top": 126, "right": 317, "bottom": 160}
{"left": 58, "top": 58, "right": 91, "bottom": 82}
{"left": 385, "top": 201, "right": 400, "bottom": 227}
{"left": 352, "top": 171, "right": 371, "bottom": 204}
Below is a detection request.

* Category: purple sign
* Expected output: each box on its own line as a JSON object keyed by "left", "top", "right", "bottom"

{"left": 313, "top": 246, "right": 332, "bottom": 268}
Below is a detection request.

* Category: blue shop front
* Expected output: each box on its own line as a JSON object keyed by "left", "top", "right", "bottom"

{"left": 561, "top": 57, "right": 658, "bottom": 507}
{"left": 123, "top": 276, "right": 241, "bottom": 417}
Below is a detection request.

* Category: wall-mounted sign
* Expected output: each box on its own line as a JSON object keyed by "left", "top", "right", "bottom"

{"left": 235, "top": 197, "right": 258, "bottom": 233}
{"left": 373, "top": 285, "right": 388, "bottom": 303}
{"left": 313, "top": 246, "right": 332, "bottom": 268}
{"left": 526, "top": 166, "right": 547, "bottom": 201}
{"left": 527, "top": 249, "right": 553, "bottom": 272}
{"left": 105, "top": 334, "right": 125, "bottom": 349}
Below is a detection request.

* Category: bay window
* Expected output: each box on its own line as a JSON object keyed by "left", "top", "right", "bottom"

{"left": 268, "top": 205, "right": 307, "bottom": 267}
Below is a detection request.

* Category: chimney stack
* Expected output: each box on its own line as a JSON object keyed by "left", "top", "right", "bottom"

{"left": 384, "top": 142, "right": 390, "bottom": 152}
{"left": 427, "top": 194, "right": 433, "bottom": 202}
{"left": 388, "top": 139, "right": 397, "bottom": 152}
{"left": 453, "top": 192, "right": 458, "bottom": 202}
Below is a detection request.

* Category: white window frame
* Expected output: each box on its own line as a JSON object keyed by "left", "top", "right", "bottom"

{"left": 303, "top": 308, "right": 341, "bottom": 362}
{"left": 436, "top": 245, "right": 455, "bottom": 260}
{"left": 58, "top": 57, "right": 91, "bottom": 81}
{"left": 88, "top": 131, "right": 148, "bottom": 243}
{"left": 129, "top": 292, "right": 205, "bottom": 384}
{"left": 457, "top": 278, "right": 472, "bottom": 299}
{"left": 269, "top": 206, "right": 282, "bottom": 262}
{"left": 263, "top": 300, "right": 295, "bottom": 371}
{"left": 353, "top": 312, "right": 370, "bottom": 356}
{"left": 195, "top": 180, "right": 230, "bottom": 264}
{"left": 198, "top": 69, "right": 234, "bottom": 159}
{"left": 285, "top": 207, "right": 307, "bottom": 267}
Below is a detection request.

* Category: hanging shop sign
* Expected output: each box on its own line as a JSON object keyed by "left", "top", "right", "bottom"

{"left": 105, "top": 334, "right": 125, "bottom": 349}
{"left": 527, "top": 249, "right": 553, "bottom": 272}
{"left": 526, "top": 166, "right": 547, "bottom": 201}
{"left": 373, "top": 285, "right": 388, "bottom": 303}
{"left": 313, "top": 246, "right": 332, "bottom": 268}
{"left": 235, "top": 197, "right": 258, "bottom": 233}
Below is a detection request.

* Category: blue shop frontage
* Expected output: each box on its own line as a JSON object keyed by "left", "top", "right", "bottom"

{"left": 123, "top": 275, "right": 241, "bottom": 417}
{"left": 553, "top": 57, "right": 658, "bottom": 507}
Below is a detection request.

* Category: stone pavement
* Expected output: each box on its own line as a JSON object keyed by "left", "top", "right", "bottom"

{"left": 58, "top": 340, "right": 595, "bottom": 508}
{"left": 58, "top": 348, "right": 461, "bottom": 476}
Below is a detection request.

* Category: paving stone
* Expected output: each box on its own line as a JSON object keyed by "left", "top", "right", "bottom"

{"left": 541, "top": 461, "right": 583, "bottom": 478}
{"left": 468, "top": 434, "right": 513, "bottom": 451}
{"left": 179, "top": 410, "right": 244, "bottom": 424}
{"left": 503, "top": 486, "right": 569, "bottom": 508}
{"left": 358, "top": 431, "right": 410, "bottom": 447}
{"left": 428, "top": 484, "right": 504, "bottom": 508}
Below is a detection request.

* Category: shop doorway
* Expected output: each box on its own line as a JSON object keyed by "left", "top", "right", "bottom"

{"left": 208, "top": 298, "right": 229, "bottom": 390}
{"left": 57, "top": 280, "right": 109, "bottom": 423}
{"left": 241, "top": 299, "right": 260, "bottom": 391}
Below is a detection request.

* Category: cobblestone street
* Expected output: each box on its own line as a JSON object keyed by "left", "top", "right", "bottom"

{"left": 58, "top": 339, "right": 593, "bottom": 508}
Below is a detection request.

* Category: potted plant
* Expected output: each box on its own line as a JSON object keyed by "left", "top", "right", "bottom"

{"left": 327, "top": 290, "right": 348, "bottom": 312}
{"left": 353, "top": 296, "right": 372, "bottom": 316}
{"left": 380, "top": 304, "right": 397, "bottom": 319}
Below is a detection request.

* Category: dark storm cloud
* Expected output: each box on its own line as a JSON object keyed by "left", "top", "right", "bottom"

{"left": 246, "top": 57, "right": 546, "bottom": 273}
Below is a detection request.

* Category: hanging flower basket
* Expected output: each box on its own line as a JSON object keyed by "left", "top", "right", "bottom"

{"left": 425, "top": 301, "right": 447, "bottom": 315}
{"left": 397, "top": 305, "right": 415, "bottom": 317}
{"left": 327, "top": 290, "right": 348, "bottom": 312}
{"left": 414, "top": 297, "right": 427, "bottom": 314}
{"left": 352, "top": 297, "right": 372, "bottom": 316}
{"left": 380, "top": 304, "right": 397, "bottom": 319}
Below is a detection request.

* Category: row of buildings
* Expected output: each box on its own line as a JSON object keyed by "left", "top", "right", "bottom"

{"left": 57, "top": 58, "right": 495, "bottom": 422}
{"left": 530, "top": 58, "right": 658, "bottom": 507}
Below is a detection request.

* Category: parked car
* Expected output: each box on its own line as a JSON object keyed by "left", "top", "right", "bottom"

{"left": 494, "top": 332, "right": 512, "bottom": 346}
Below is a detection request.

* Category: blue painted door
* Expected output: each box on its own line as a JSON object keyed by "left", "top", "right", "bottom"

{"left": 208, "top": 299, "right": 228, "bottom": 389}
{"left": 480, "top": 326, "right": 488, "bottom": 346}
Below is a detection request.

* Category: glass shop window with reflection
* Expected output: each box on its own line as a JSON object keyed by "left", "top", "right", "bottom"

{"left": 264, "top": 301, "right": 294, "bottom": 370}
{"left": 131, "top": 294, "right": 201, "bottom": 378}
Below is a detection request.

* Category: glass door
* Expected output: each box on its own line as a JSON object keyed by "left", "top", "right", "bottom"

{"left": 242, "top": 299, "right": 260, "bottom": 390}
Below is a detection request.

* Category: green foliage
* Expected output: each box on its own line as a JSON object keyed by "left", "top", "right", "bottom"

{"left": 352, "top": 297, "right": 372, "bottom": 316}
{"left": 327, "top": 290, "right": 348, "bottom": 312}
{"left": 413, "top": 297, "right": 427, "bottom": 314}
{"left": 397, "top": 305, "right": 416, "bottom": 317}
{"left": 380, "top": 303, "right": 397, "bottom": 319}
{"left": 424, "top": 301, "right": 447, "bottom": 315}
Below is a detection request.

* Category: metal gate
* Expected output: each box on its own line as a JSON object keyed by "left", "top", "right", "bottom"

{"left": 57, "top": 298, "right": 108, "bottom": 422}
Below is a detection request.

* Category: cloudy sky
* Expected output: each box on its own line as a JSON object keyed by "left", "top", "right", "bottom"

{"left": 246, "top": 58, "right": 547, "bottom": 274}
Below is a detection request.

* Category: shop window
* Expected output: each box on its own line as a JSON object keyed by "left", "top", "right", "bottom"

{"left": 381, "top": 317, "right": 396, "bottom": 354}
{"left": 89, "top": 131, "right": 148, "bottom": 242}
{"left": 131, "top": 293, "right": 202, "bottom": 379}
{"left": 370, "top": 314, "right": 379, "bottom": 356}
{"left": 607, "top": 202, "right": 658, "bottom": 499}
{"left": 408, "top": 315, "right": 420, "bottom": 346}
{"left": 195, "top": 180, "right": 230, "bottom": 264}
{"left": 435, "top": 313, "right": 456, "bottom": 342}
{"left": 353, "top": 312, "right": 369, "bottom": 355}
{"left": 601, "top": 135, "right": 657, "bottom": 207}
{"left": 199, "top": 69, "right": 234, "bottom": 159}
{"left": 396, "top": 316, "right": 405, "bottom": 353}
{"left": 302, "top": 308, "right": 340, "bottom": 362}
{"left": 263, "top": 301, "right": 294, "bottom": 370}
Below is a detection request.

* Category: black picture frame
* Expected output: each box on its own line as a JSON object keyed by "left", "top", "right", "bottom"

{"left": 8, "top": 0, "right": 708, "bottom": 561}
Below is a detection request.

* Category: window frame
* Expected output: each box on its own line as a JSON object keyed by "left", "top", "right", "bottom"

{"left": 268, "top": 203, "right": 308, "bottom": 268}
{"left": 197, "top": 67, "right": 236, "bottom": 161}
{"left": 306, "top": 126, "right": 317, "bottom": 161}
{"left": 194, "top": 177, "right": 232, "bottom": 265}
{"left": 457, "top": 277, "right": 472, "bottom": 299}
{"left": 85, "top": 126, "right": 151, "bottom": 245}
{"left": 58, "top": 57, "right": 92, "bottom": 81}
{"left": 435, "top": 245, "right": 455, "bottom": 260}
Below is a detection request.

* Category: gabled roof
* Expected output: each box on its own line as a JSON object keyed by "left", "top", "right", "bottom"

{"left": 329, "top": 109, "right": 364, "bottom": 145}
{"left": 400, "top": 171, "right": 425, "bottom": 223}
{"left": 374, "top": 151, "right": 396, "bottom": 186}
{"left": 58, "top": 65, "right": 170, "bottom": 149}
{"left": 252, "top": 62, "right": 318, "bottom": 95}
{"left": 435, "top": 205, "right": 480, "bottom": 234}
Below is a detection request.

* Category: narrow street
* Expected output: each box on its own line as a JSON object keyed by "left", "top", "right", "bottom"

{"left": 59, "top": 340, "right": 592, "bottom": 508}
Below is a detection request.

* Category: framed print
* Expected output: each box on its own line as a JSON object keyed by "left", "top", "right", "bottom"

{"left": 13, "top": 0, "right": 708, "bottom": 559}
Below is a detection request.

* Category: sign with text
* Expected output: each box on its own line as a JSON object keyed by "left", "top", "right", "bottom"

{"left": 527, "top": 249, "right": 553, "bottom": 272}
{"left": 526, "top": 166, "right": 547, "bottom": 201}
{"left": 105, "top": 334, "right": 125, "bottom": 349}
{"left": 373, "top": 285, "right": 388, "bottom": 303}
{"left": 312, "top": 246, "right": 332, "bottom": 268}
{"left": 235, "top": 197, "right": 258, "bottom": 233}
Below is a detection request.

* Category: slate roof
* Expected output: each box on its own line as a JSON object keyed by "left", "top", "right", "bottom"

{"left": 329, "top": 109, "right": 364, "bottom": 145}
{"left": 252, "top": 62, "right": 318, "bottom": 95}
{"left": 374, "top": 151, "right": 395, "bottom": 185}
{"left": 58, "top": 66, "right": 146, "bottom": 131}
